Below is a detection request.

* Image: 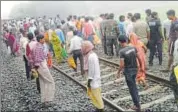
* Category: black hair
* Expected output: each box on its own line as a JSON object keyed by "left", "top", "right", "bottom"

{"left": 6, "top": 29, "right": 9, "bottom": 32}
{"left": 175, "top": 24, "right": 178, "bottom": 31}
{"left": 73, "top": 15, "right": 77, "bottom": 19}
{"left": 100, "top": 14, "right": 104, "bottom": 17}
{"left": 105, "top": 13, "right": 108, "bottom": 17}
{"left": 131, "top": 16, "right": 136, "bottom": 22}
{"left": 69, "top": 15, "right": 72, "bottom": 19}
{"left": 167, "top": 9, "right": 175, "bottom": 16}
{"left": 134, "top": 13, "right": 141, "bottom": 20}
{"left": 69, "top": 26, "right": 74, "bottom": 31}
{"left": 36, "top": 34, "right": 44, "bottom": 42}
{"left": 78, "top": 17, "right": 81, "bottom": 20}
{"left": 145, "top": 9, "right": 152, "bottom": 15}
{"left": 27, "top": 32, "right": 34, "bottom": 41}
{"left": 19, "top": 28, "right": 24, "bottom": 34}
{"left": 34, "top": 29, "right": 40, "bottom": 36}
{"left": 73, "top": 30, "right": 78, "bottom": 36}
{"left": 118, "top": 35, "right": 127, "bottom": 43}
{"left": 67, "top": 17, "right": 70, "bottom": 21}
{"left": 151, "top": 12, "right": 158, "bottom": 18}
{"left": 127, "top": 13, "right": 133, "bottom": 18}
{"left": 90, "top": 17, "right": 94, "bottom": 21}
{"left": 85, "top": 17, "right": 89, "bottom": 22}
{"left": 119, "top": 15, "right": 125, "bottom": 21}
{"left": 57, "top": 25, "right": 61, "bottom": 29}
{"left": 61, "top": 20, "right": 65, "bottom": 24}
{"left": 109, "top": 13, "right": 114, "bottom": 19}
{"left": 9, "top": 31, "right": 13, "bottom": 35}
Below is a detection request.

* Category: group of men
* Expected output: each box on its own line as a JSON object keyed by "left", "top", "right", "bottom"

{"left": 97, "top": 9, "right": 178, "bottom": 111}
{"left": 118, "top": 9, "right": 178, "bottom": 111}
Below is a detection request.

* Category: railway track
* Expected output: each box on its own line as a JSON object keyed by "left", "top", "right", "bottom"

{"left": 52, "top": 57, "right": 177, "bottom": 111}
{"left": 95, "top": 45, "right": 170, "bottom": 81}
{"left": 99, "top": 57, "right": 172, "bottom": 88}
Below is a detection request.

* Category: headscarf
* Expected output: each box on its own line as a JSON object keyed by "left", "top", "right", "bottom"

{"left": 81, "top": 41, "right": 94, "bottom": 71}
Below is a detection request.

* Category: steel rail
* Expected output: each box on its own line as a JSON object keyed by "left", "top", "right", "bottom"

{"left": 99, "top": 57, "right": 172, "bottom": 88}
{"left": 52, "top": 64, "right": 125, "bottom": 112}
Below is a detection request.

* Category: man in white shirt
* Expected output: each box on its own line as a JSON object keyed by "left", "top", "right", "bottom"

{"left": 20, "top": 30, "right": 28, "bottom": 57}
{"left": 81, "top": 41, "right": 104, "bottom": 111}
{"left": 69, "top": 30, "right": 84, "bottom": 74}
{"left": 126, "top": 13, "right": 135, "bottom": 37}
{"left": 163, "top": 19, "right": 171, "bottom": 40}
{"left": 68, "top": 18, "right": 77, "bottom": 31}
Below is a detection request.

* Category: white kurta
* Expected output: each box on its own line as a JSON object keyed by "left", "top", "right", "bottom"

{"left": 88, "top": 52, "right": 101, "bottom": 89}
{"left": 20, "top": 36, "right": 28, "bottom": 56}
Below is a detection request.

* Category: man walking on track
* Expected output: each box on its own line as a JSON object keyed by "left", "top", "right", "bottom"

{"left": 117, "top": 35, "right": 143, "bottom": 112}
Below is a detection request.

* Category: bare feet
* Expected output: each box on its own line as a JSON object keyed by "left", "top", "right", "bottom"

{"left": 130, "top": 105, "right": 141, "bottom": 112}
{"left": 144, "top": 85, "right": 149, "bottom": 90}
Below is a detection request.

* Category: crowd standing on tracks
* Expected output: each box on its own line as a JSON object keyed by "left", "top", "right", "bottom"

{"left": 1, "top": 9, "right": 178, "bottom": 112}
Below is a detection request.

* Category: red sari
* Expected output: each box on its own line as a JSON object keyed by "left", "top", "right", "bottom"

{"left": 129, "top": 33, "right": 146, "bottom": 81}
{"left": 8, "top": 34, "right": 20, "bottom": 55}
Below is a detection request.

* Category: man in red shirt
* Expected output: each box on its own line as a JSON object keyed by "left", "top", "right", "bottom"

{"left": 82, "top": 17, "right": 94, "bottom": 44}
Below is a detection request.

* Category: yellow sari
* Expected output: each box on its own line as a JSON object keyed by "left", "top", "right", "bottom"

{"left": 51, "top": 32, "right": 63, "bottom": 63}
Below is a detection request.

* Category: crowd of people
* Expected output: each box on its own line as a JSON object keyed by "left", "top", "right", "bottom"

{"left": 1, "top": 8, "right": 178, "bottom": 112}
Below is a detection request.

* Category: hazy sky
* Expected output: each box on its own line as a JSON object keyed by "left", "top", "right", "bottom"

{"left": 1, "top": 1, "right": 29, "bottom": 19}
{"left": 1, "top": 1, "right": 177, "bottom": 19}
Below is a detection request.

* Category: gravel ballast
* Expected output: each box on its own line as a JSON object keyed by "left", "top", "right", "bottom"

{"left": 0, "top": 39, "right": 116, "bottom": 112}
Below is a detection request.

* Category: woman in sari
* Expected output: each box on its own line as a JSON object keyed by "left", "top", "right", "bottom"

{"left": 33, "top": 34, "right": 55, "bottom": 106}
{"left": 8, "top": 32, "right": 18, "bottom": 56}
{"left": 129, "top": 32, "right": 148, "bottom": 89}
{"left": 51, "top": 31, "right": 63, "bottom": 63}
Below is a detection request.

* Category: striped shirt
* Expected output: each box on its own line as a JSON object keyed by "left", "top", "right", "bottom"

{"left": 33, "top": 42, "right": 47, "bottom": 66}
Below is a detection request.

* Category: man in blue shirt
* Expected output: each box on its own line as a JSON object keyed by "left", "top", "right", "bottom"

{"left": 118, "top": 15, "right": 126, "bottom": 36}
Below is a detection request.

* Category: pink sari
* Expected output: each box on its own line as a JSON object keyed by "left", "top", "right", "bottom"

{"left": 129, "top": 33, "right": 146, "bottom": 81}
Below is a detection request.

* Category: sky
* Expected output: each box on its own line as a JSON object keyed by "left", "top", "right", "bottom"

{"left": 1, "top": 1, "right": 177, "bottom": 19}
{"left": 1, "top": 1, "right": 29, "bottom": 19}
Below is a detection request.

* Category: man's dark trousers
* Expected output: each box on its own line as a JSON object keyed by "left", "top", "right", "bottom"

{"left": 124, "top": 68, "right": 140, "bottom": 109}
{"left": 72, "top": 49, "right": 84, "bottom": 73}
